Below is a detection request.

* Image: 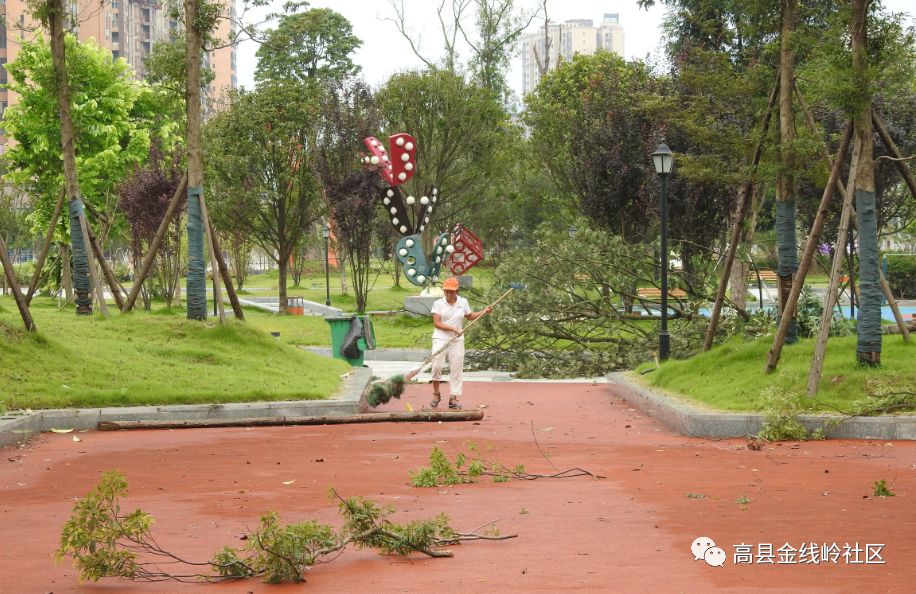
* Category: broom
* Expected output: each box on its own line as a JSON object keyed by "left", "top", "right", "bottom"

{"left": 365, "top": 286, "right": 516, "bottom": 407}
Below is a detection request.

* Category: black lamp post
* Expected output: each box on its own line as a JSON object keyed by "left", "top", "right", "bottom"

{"left": 652, "top": 143, "right": 674, "bottom": 360}
{"left": 322, "top": 224, "right": 331, "bottom": 307}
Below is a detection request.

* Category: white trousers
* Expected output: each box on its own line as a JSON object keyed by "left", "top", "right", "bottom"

{"left": 430, "top": 338, "right": 465, "bottom": 397}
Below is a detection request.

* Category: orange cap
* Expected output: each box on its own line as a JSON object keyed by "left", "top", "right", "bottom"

{"left": 442, "top": 277, "right": 459, "bottom": 291}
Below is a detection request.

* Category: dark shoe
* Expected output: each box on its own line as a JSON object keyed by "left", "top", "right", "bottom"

{"left": 429, "top": 392, "right": 441, "bottom": 408}
{"left": 448, "top": 397, "right": 462, "bottom": 410}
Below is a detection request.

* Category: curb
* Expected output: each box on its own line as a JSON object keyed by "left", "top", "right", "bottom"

{"left": 606, "top": 372, "right": 916, "bottom": 441}
{"left": 0, "top": 367, "right": 373, "bottom": 449}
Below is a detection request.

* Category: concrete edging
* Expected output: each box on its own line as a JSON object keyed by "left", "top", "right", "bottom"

{"left": 607, "top": 372, "right": 916, "bottom": 441}
{"left": 0, "top": 367, "right": 373, "bottom": 449}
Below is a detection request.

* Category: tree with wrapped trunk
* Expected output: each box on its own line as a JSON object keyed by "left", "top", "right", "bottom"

{"left": 182, "top": 0, "right": 218, "bottom": 320}
{"left": 17, "top": 0, "right": 136, "bottom": 315}
{"left": 849, "top": 0, "right": 880, "bottom": 365}
{"left": 774, "top": 0, "right": 800, "bottom": 344}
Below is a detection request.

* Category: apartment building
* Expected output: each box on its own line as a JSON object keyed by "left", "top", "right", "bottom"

{"left": 521, "top": 13, "right": 625, "bottom": 96}
{"left": 0, "top": 0, "right": 236, "bottom": 146}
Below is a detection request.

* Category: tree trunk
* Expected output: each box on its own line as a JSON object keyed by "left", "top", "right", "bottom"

{"left": 184, "top": 0, "right": 206, "bottom": 320}
{"left": 278, "top": 252, "right": 289, "bottom": 314}
{"left": 766, "top": 124, "right": 852, "bottom": 374}
{"left": 48, "top": 0, "right": 103, "bottom": 316}
{"left": 729, "top": 259, "right": 749, "bottom": 311}
{"left": 851, "top": 0, "right": 880, "bottom": 366}
{"left": 774, "top": 0, "right": 798, "bottom": 343}
{"left": 338, "top": 242, "right": 348, "bottom": 295}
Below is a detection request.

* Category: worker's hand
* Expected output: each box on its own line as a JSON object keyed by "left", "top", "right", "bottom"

{"left": 485, "top": 306, "right": 493, "bottom": 314}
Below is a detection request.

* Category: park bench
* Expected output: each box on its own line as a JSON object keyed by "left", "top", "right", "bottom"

{"left": 747, "top": 269, "right": 780, "bottom": 284}
{"left": 636, "top": 287, "right": 687, "bottom": 300}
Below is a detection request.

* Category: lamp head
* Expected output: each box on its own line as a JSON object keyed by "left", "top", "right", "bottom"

{"left": 652, "top": 143, "right": 674, "bottom": 175}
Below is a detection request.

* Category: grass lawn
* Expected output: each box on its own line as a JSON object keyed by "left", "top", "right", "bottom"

{"left": 639, "top": 333, "right": 916, "bottom": 413}
{"left": 241, "top": 265, "right": 498, "bottom": 313}
{"left": 243, "top": 307, "right": 431, "bottom": 349}
{"left": 226, "top": 264, "right": 499, "bottom": 349}
{"left": 0, "top": 297, "right": 351, "bottom": 410}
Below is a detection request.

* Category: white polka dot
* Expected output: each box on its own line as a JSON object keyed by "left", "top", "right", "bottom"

{"left": 398, "top": 248, "right": 408, "bottom": 256}
{"left": 405, "top": 162, "right": 414, "bottom": 171}
{"left": 396, "top": 137, "right": 405, "bottom": 146}
{"left": 390, "top": 207, "right": 397, "bottom": 215}
{"left": 417, "top": 275, "right": 426, "bottom": 283}
{"left": 400, "top": 153, "right": 410, "bottom": 162}
{"left": 392, "top": 217, "right": 399, "bottom": 225}
{"left": 383, "top": 197, "right": 390, "bottom": 205}
{"left": 406, "top": 239, "right": 415, "bottom": 247}
{"left": 407, "top": 268, "right": 416, "bottom": 276}
{"left": 420, "top": 196, "right": 429, "bottom": 205}
{"left": 398, "top": 172, "right": 407, "bottom": 181}
{"left": 387, "top": 189, "right": 394, "bottom": 197}
{"left": 400, "top": 225, "right": 407, "bottom": 233}
{"left": 405, "top": 142, "right": 414, "bottom": 151}
{"left": 370, "top": 156, "right": 379, "bottom": 165}
{"left": 406, "top": 196, "right": 416, "bottom": 205}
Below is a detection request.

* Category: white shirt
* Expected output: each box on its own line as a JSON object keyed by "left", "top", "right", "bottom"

{"left": 431, "top": 296, "right": 471, "bottom": 342}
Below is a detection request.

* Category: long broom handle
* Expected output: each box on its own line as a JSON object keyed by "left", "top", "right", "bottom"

{"left": 409, "top": 287, "right": 514, "bottom": 376}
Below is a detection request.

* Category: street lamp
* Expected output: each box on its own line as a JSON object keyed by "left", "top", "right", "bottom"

{"left": 652, "top": 143, "right": 674, "bottom": 361}
{"left": 322, "top": 224, "right": 331, "bottom": 307}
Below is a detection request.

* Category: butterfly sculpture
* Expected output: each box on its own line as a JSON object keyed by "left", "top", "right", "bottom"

{"left": 362, "top": 133, "right": 491, "bottom": 287}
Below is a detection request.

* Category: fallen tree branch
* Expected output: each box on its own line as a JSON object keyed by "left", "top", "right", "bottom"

{"left": 97, "top": 410, "right": 483, "bottom": 431}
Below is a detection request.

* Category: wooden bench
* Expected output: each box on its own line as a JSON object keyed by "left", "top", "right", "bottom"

{"left": 747, "top": 269, "right": 780, "bottom": 283}
{"left": 636, "top": 287, "right": 686, "bottom": 300}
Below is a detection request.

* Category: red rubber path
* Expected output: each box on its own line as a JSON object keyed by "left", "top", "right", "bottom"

{"left": 1, "top": 382, "right": 914, "bottom": 593}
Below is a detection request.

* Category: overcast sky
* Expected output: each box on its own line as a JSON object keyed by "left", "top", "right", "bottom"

{"left": 235, "top": 0, "right": 915, "bottom": 99}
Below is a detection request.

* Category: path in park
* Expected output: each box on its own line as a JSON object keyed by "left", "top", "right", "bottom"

{"left": 2, "top": 381, "right": 915, "bottom": 593}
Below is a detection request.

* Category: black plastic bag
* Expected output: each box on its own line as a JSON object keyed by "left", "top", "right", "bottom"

{"left": 340, "top": 317, "right": 363, "bottom": 359}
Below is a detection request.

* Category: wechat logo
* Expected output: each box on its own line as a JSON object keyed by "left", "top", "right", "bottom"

{"left": 691, "top": 536, "right": 726, "bottom": 567}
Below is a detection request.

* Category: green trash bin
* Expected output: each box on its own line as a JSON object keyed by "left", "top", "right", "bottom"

{"left": 325, "top": 315, "right": 376, "bottom": 366}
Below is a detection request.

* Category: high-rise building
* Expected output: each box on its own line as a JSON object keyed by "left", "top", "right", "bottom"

{"left": 521, "top": 13, "right": 624, "bottom": 96}
{"left": 0, "top": 0, "right": 236, "bottom": 147}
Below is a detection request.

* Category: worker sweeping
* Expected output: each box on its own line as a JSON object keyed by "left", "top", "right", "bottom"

{"left": 364, "top": 284, "right": 514, "bottom": 408}
{"left": 427, "top": 277, "right": 492, "bottom": 410}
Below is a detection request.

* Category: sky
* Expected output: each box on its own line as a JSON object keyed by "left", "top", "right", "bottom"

{"left": 235, "top": 0, "right": 916, "bottom": 99}
{"left": 235, "top": 0, "right": 667, "bottom": 95}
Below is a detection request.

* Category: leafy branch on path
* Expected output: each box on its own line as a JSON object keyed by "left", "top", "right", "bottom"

{"left": 409, "top": 442, "right": 603, "bottom": 487}
{"left": 57, "top": 471, "right": 515, "bottom": 584}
